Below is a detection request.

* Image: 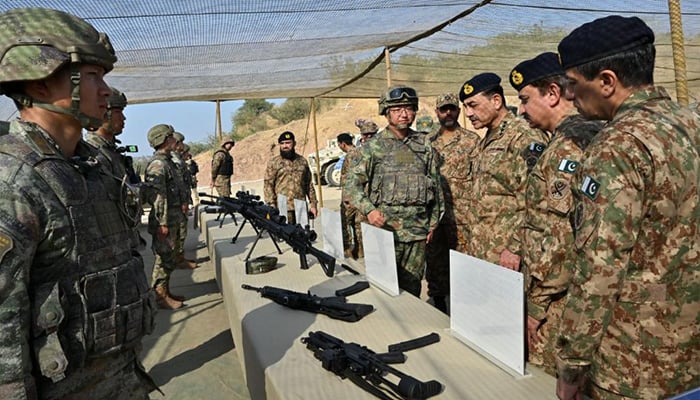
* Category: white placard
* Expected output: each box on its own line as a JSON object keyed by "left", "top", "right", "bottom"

{"left": 277, "top": 194, "right": 288, "bottom": 222}
{"left": 449, "top": 250, "right": 525, "bottom": 376}
{"left": 361, "top": 223, "right": 399, "bottom": 296}
{"left": 294, "top": 199, "right": 309, "bottom": 227}
{"left": 320, "top": 207, "right": 344, "bottom": 259}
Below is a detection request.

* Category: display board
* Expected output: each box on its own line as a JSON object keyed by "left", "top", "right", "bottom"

{"left": 361, "top": 223, "right": 399, "bottom": 296}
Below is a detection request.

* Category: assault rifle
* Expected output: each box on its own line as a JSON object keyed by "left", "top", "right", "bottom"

{"left": 199, "top": 192, "right": 350, "bottom": 277}
{"left": 301, "top": 331, "right": 443, "bottom": 400}
{"left": 242, "top": 282, "right": 373, "bottom": 322}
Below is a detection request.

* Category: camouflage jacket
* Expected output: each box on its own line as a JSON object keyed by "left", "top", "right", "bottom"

{"left": 84, "top": 133, "right": 128, "bottom": 196}
{"left": 264, "top": 152, "right": 318, "bottom": 210}
{"left": 343, "top": 128, "right": 443, "bottom": 242}
{"left": 555, "top": 87, "right": 700, "bottom": 397}
{"left": 0, "top": 121, "right": 153, "bottom": 399}
{"left": 517, "top": 113, "right": 602, "bottom": 321}
{"left": 466, "top": 112, "right": 549, "bottom": 264}
{"left": 170, "top": 152, "right": 192, "bottom": 205}
{"left": 145, "top": 150, "right": 184, "bottom": 228}
{"left": 427, "top": 125, "right": 480, "bottom": 228}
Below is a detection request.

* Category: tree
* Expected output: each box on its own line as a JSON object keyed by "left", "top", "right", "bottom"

{"left": 232, "top": 99, "right": 274, "bottom": 137}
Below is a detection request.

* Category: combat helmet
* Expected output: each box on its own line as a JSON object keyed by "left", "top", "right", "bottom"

{"left": 104, "top": 87, "right": 127, "bottom": 135}
{"left": 378, "top": 85, "right": 419, "bottom": 116}
{"left": 0, "top": 8, "right": 117, "bottom": 131}
{"left": 147, "top": 124, "right": 174, "bottom": 148}
{"left": 415, "top": 116, "right": 434, "bottom": 134}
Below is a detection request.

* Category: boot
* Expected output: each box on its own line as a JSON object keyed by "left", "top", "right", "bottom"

{"left": 155, "top": 285, "right": 183, "bottom": 310}
{"left": 430, "top": 296, "right": 448, "bottom": 314}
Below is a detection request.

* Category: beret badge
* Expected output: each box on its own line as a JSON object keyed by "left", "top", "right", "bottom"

{"left": 511, "top": 70, "right": 524, "bottom": 86}
{"left": 463, "top": 84, "right": 474, "bottom": 96}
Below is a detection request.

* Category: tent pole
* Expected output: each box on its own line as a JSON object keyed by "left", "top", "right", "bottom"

{"left": 310, "top": 98, "right": 323, "bottom": 208}
{"left": 668, "top": 0, "right": 689, "bottom": 106}
{"left": 385, "top": 48, "right": 392, "bottom": 87}
{"left": 216, "top": 99, "right": 223, "bottom": 139}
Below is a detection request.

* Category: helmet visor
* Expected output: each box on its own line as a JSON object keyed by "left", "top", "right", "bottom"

{"left": 387, "top": 87, "right": 417, "bottom": 101}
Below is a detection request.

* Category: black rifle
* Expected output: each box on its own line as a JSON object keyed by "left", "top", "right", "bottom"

{"left": 301, "top": 331, "right": 443, "bottom": 400}
{"left": 199, "top": 192, "right": 349, "bottom": 277}
{"left": 242, "top": 284, "right": 373, "bottom": 322}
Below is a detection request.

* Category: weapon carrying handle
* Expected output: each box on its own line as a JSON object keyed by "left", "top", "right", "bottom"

{"left": 388, "top": 332, "right": 440, "bottom": 353}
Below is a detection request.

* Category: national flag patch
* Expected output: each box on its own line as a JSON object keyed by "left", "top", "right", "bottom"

{"left": 529, "top": 142, "right": 546, "bottom": 154}
{"left": 558, "top": 159, "right": 579, "bottom": 174}
{"left": 581, "top": 176, "right": 600, "bottom": 200}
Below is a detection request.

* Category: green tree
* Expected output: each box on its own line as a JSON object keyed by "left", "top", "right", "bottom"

{"left": 269, "top": 98, "right": 321, "bottom": 124}
{"left": 232, "top": 99, "right": 274, "bottom": 137}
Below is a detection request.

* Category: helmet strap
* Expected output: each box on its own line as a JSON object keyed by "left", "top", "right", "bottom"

{"left": 69, "top": 65, "right": 104, "bottom": 132}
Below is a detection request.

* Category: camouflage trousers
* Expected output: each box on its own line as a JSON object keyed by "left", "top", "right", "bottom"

{"left": 340, "top": 202, "right": 364, "bottom": 258}
{"left": 425, "top": 221, "right": 459, "bottom": 298}
{"left": 150, "top": 222, "right": 181, "bottom": 289}
{"left": 174, "top": 218, "right": 188, "bottom": 261}
{"left": 527, "top": 295, "right": 566, "bottom": 376}
{"left": 214, "top": 175, "right": 231, "bottom": 197}
{"left": 395, "top": 239, "right": 427, "bottom": 297}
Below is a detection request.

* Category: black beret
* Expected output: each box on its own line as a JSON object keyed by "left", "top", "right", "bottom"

{"left": 278, "top": 131, "right": 295, "bottom": 143}
{"left": 558, "top": 15, "right": 654, "bottom": 70}
{"left": 509, "top": 52, "right": 564, "bottom": 91}
{"left": 459, "top": 72, "right": 501, "bottom": 102}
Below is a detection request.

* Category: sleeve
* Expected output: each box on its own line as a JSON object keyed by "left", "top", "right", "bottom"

{"left": 145, "top": 159, "right": 169, "bottom": 226}
{"left": 263, "top": 159, "right": 277, "bottom": 206}
{"left": 343, "top": 146, "right": 375, "bottom": 216}
{"left": 428, "top": 146, "right": 444, "bottom": 232}
{"left": 0, "top": 181, "right": 41, "bottom": 399}
{"left": 555, "top": 137, "right": 648, "bottom": 382}
{"left": 304, "top": 161, "right": 318, "bottom": 207}
{"left": 211, "top": 151, "right": 221, "bottom": 180}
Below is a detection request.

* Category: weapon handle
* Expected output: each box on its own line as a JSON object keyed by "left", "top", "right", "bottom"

{"left": 388, "top": 332, "right": 440, "bottom": 353}
{"left": 335, "top": 281, "right": 369, "bottom": 297}
{"left": 398, "top": 376, "right": 443, "bottom": 399}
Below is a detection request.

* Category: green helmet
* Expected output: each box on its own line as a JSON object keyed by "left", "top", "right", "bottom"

{"left": 107, "top": 87, "right": 127, "bottom": 109}
{"left": 173, "top": 132, "right": 185, "bottom": 143}
{"left": 147, "top": 124, "right": 174, "bottom": 148}
{"left": 0, "top": 8, "right": 116, "bottom": 130}
{"left": 415, "top": 116, "right": 434, "bottom": 133}
{"left": 378, "top": 85, "right": 419, "bottom": 116}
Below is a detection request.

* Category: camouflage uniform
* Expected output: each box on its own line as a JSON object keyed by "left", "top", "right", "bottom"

{"left": 264, "top": 152, "right": 318, "bottom": 225}
{"left": 170, "top": 150, "right": 191, "bottom": 263}
{"left": 466, "top": 112, "right": 548, "bottom": 264}
{"left": 512, "top": 113, "right": 602, "bottom": 373}
{"left": 344, "top": 128, "right": 443, "bottom": 296}
{"left": 0, "top": 121, "right": 157, "bottom": 399}
{"left": 340, "top": 148, "right": 365, "bottom": 258}
{"left": 425, "top": 125, "right": 480, "bottom": 298}
{"left": 556, "top": 87, "right": 700, "bottom": 398}
{"left": 211, "top": 148, "right": 233, "bottom": 197}
{"left": 145, "top": 151, "right": 185, "bottom": 290}
{"left": 186, "top": 157, "right": 199, "bottom": 203}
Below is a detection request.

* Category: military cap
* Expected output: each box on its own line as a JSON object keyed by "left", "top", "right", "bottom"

{"left": 173, "top": 132, "right": 185, "bottom": 143}
{"left": 509, "top": 52, "right": 565, "bottom": 91}
{"left": 459, "top": 72, "right": 502, "bottom": 102}
{"left": 221, "top": 138, "right": 235, "bottom": 147}
{"left": 336, "top": 133, "right": 353, "bottom": 145}
{"left": 183, "top": 144, "right": 191, "bottom": 153}
{"left": 147, "top": 124, "right": 174, "bottom": 148}
{"left": 558, "top": 15, "right": 654, "bottom": 70}
{"left": 355, "top": 119, "right": 378, "bottom": 135}
{"left": 278, "top": 131, "right": 295, "bottom": 143}
{"left": 245, "top": 256, "right": 277, "bottom": 274}
{"left": 435, "top": 93, "right": 460, "bottom": 108}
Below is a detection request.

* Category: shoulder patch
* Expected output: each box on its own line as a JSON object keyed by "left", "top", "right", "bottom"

{"left": 529, "top": 142, "right": 546, "bottom": 154}
{"left": 0, "top": 232, "right": 14, "bottom": 263}
{"left": 549, "top": 179, "right": 570, "bottom": 201}
{"left": 558, "top": 159, "right": 579, "bottom": 174}
{"left": 581, "top": 176, "right": 601, "bottom": 200}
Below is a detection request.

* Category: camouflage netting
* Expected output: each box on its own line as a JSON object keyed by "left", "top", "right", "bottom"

{"left": 1, "top": 0, "right": 699, "bottom": 120}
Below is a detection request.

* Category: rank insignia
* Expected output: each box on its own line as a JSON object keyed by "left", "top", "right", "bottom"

{"left": 581, "top": 176, "right": 600, "bottom": 200}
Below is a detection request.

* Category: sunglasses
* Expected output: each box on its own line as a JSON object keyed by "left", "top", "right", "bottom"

{"left": 387, "top": 87, "right": 417, "bottom": 101}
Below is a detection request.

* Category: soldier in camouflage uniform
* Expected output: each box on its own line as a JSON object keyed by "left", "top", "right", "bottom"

{"left": 415, "top": 115, "right": 434, "bottom": 134}
{"left": 554, "top": 16, "right": 700, "bottom": 400}
{"left": 356, "top": 118, "right": 379, "bottom": 145}
{"left": 344, "top": 86, "right": 443, "bottom": 297}
{"left": 211, "top": 138, "right": 235, "bottom": 197}
{"left": 425, "top": 93, "right": 480, "bottom": 313}
{"left": 171, "top": 131, "right": 197, "bottom": 270}
{"left": 337, "top": 132, "right": 360, "bottom": 258}
{"left": 500, "top": 53, "right": 603, "bottom": 375}
{"left": 144, "top": 124, "right": 187, "bottom": 309}
{"left": 459, "top": 72, "right": 549, "bottom": 266}
{"left": 264, "top": 131, "right": 318, "bottom": 225}
{"left": 0, "top": 8, "right": 157, "bottom": 399}
{"left": 184, "top": 144, "right": 200, "bottom": 202}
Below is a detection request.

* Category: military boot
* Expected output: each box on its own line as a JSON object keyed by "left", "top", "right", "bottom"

{"left": 155, "top": 285, "right": 183, "bottom": 310}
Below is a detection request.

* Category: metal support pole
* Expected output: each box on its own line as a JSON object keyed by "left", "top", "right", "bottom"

{"left": 385, "top": 48, "right": 392, "bottom": 87}
{"left": 668, "top": 0, "right": 689, "bottom": 106}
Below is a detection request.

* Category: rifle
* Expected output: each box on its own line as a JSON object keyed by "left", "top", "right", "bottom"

{"left": 301, "top": 331, "right": 443, "bottom": 400}
{"left": 242, "top": 283, "right": 373, "bottom": 322}
{"left": 200, "top": 191, "right": 346, "bottom": 277}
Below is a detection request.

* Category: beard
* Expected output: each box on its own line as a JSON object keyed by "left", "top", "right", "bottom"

{"left": 438, "top": 116, "right": 457, "bottom": 129}
{"left": 280, "top": 148, "right": 296, "bottom": 160}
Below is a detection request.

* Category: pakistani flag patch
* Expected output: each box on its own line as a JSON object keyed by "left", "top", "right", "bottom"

{"left": 581, "top": 176, "right": 601, "bottom": 200}
{"left": 558, "top": 159, "right": 579, "bottom": 174}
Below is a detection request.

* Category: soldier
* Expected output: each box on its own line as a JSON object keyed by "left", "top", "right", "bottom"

{"left": 0, "top": 8, "right": 158, "bottom": 399}
{"left": 554, "top": 16, "right": 700, "bottom": 400}
{"left": 184, "top": 144, "right": 200, "bottom": 202}
{"left": 211, "top": 138, "right": 235, "bottom": 197}
{"left": 264, "top": 131, "right": 318, "bottom": 225}
{"left": 415, "top": 115, "right": 434, "bottom": 134}
{"left": 500, "top": 52, "right": 603, "bottom": 374}
{"left": 344, "top": 86, "right": 443, "bottom": 297}
{"left": 337, "top": 132, "right": 360, "bottom": 258}
{"left": 144, "top": 124, "right": 187, "bottom": 309}
{"left": 171, "top": 131, "right": 197, "bottom": 270}
{"left": 425, "top": 93, "right": 480, "bottom": 313}
{"left": 460, "top": 72, "right": 549, "bottom": 266}
{"left": 355, "top": 118, "right": 379, "bottom": 145}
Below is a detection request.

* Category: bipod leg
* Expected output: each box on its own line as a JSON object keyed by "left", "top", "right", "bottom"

{"left": 231, "top": 219, "right": 248, "bottom": 244}
{"left": 244, "top": 228, "right": 267, "bottom": 261}
{"left": 231, "top": 212, "right": 238, "bottom": 226}
{"left": 267, "top": 233, "right": 283, "bottom": 255}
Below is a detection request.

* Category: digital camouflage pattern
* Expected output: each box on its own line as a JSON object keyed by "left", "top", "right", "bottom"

{"left": 211, "top": 148, "right": 234, "bottom": 197}
{"left": 344, "top": 128, "right": 443, "bottom": 296}
{"left": 466, "top": 112, "right": 549, "bottom": 264}
{"left": 170, "top": 151, "right": 191, "bottom": 262}
{"left": 513, "top": 112, "right": 602, "bottom": 372}
{"left": 555, "top": 87, "right": 700, "bottom": 398}
{"left": 425, "top": 125, "right": 480, "bottom": 297}
{"left": 145, "top": 151, "right": 185, "bottom": 288}
{"left": 340, "top": 147, "right": 365, "bottom": 258}
{"left": 0, "top": 121, "right": 155, "bottom": 399}
{"left": 264, "top": 152, "right": 318, "bottom": 224}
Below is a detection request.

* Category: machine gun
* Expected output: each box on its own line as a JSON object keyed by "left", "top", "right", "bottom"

{"left": 301, "top": 331, "right": 443, "bottom": 400}
{"left": 242, "top": 283, "right": 373, "bottom": 322}
{"left": 199, "top": 192, "right": 350, "bottom": 277}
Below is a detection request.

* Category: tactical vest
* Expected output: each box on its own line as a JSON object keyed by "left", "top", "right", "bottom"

{"left": 0, "top": 124, "right": 155, "bottom": 383}
{"left": 214, "top": 149, "right": 234, "bottom": 176}
{"left": 368, "top": 135, "right": 435, "bottom": 206}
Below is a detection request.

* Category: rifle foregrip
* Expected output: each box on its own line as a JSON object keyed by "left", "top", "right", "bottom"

{"left": 398, "top": 377, "right": 443, "bottom": 399}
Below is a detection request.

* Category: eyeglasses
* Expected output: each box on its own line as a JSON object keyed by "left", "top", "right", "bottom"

{"left": 388, "top": 105, "right": 416, "bottom": 115}
{"left": 387, "top": 87, "right": 417, "bottom": 101}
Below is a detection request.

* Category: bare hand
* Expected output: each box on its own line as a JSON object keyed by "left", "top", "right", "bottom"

{"left": 556, "top": 377, "right": 584, "bottom": 400}
{"left": 181, "top": 204, "right": 189, "bottom": 215}
{"left": 309, "top": 206, "right": 318, "bottom": 218}
{"left": 367, "top": 209, "right": 386, "bottom": 227}
{"left": 527, "top": 315, "right": 542, "bottom": 347}
{"left": 499, "top": 249, "right": 521, "bottom": 271}
{"left": 426, "top": 230, "right": 435, "bottom": 244}
{"left": 157, "top": 225, "right": 169, "bottom": 240}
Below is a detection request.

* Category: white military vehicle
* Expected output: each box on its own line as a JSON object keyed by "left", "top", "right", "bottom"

{"left": 307, "top": 135, "right": 359, "bottom": 187}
